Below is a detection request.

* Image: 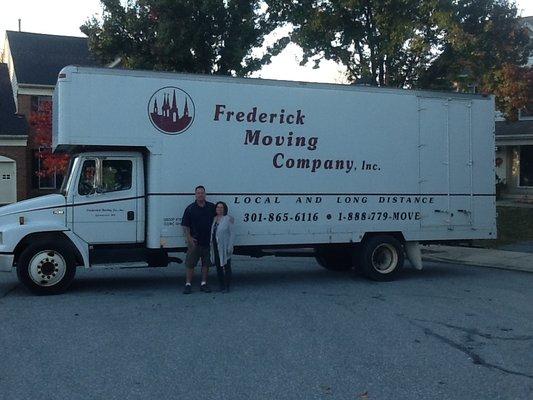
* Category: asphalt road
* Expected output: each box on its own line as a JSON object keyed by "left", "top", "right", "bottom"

{"left": 0, "top": 257, "right": 532, "bottom": 400}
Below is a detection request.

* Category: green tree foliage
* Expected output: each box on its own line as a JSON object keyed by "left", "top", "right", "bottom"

{"left": 419, "top": 1, "right": 530, "bottom": 90}
{"left": 267, "top": 0, "right": 531, "bottom": 119}
{"left": 81, "top": 0, "right": 289, "bottom": 76}
{"left": 267, "top": 0, "right": 452, "bottom": 87}
{"left": 418, "top": 0, "right": 531, "bottom": 120}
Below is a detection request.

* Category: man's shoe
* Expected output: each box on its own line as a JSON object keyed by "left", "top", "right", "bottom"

{"left": 183, "top": 285, "right": 192, "bottom": 294}
{"left": 200, "top": 283, "right": 211, "bottom": 293}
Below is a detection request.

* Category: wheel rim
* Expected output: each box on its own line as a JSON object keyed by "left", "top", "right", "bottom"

{"left": 28, "top": 250, "right": 67, "bottom": 287}
{"left": 371, "top": 244, "right": 398, "bottom": 274}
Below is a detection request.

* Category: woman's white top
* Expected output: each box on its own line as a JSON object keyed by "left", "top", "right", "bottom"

{"left": 210, "top": 215, "right": 235, "bottom": 267}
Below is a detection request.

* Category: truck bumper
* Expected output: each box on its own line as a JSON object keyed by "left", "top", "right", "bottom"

{"left": 0, "top": 253, "right": 14, "bottom": 272}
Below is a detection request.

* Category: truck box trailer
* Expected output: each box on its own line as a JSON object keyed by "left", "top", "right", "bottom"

{"left": 0, "top": 66, "right": 496, "bottom": 294}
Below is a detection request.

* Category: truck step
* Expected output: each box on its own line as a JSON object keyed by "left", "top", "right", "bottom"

{"left": 90, "top": 262, "right": 150, "bottom": 269}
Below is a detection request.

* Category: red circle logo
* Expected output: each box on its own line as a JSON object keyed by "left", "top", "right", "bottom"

{"left": 148, "top": 87, "right": 195, "bottom": 135}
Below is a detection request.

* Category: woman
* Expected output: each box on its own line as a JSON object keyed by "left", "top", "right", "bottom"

{"left": 210, "top": 201, "right": 235, "bottom": 292}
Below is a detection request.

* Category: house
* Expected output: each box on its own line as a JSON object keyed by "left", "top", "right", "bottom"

{"left": 0, "top": 63, "right": 28, "bottom": 205}
{"left": 495, "top": 16, "right": 533, "bottom": 200}
{"left": 0, "top": 30, "right": 97, "bottom": 202}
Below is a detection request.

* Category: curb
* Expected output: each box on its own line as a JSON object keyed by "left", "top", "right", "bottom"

{"left": 422, "top": 255, "right": 533, "bottom": 273}
{"left": 421, "top": 246, "right": 533, "bottom": 273}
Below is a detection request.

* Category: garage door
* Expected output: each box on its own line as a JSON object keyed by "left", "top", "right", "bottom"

{"left": 0, "top": 156, "right": 16, "bottom": 205}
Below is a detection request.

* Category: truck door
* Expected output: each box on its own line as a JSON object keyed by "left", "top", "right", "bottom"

{"left": 448, "top": 100, "right": 474, "bottom": 227}
{"left": 71, "top": 156, "right": 143, "bottom": 244}
{"left": 418, "top": 97, "right": 450, "bottom": 229}
{"left": 418, "top": 98, "right": 473, "bottom": 229}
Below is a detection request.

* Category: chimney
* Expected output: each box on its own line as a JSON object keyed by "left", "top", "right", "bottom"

{"left": 18, "top": 19, "right": 21, "bottom": 32}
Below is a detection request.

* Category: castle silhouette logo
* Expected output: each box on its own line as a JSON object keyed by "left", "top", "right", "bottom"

{"left": 148, "top": 87, "right": 195, "bottom": 134}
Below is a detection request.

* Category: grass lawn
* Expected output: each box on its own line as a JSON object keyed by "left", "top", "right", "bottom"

{"left": 475, "top": 205, "right": 533, "bottom": 248}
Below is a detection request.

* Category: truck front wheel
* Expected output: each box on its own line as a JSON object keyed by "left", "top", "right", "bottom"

{"left": 358, "top": 236, "right": 404, "bottom": 281}
{"left": 315, "top": 246, "right": 353, "bottom": 271}
{"left": 17, "top": 240, "right": 77, "bottom": 295}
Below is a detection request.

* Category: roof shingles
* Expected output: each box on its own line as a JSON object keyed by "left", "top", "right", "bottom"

{"left": 6, "top": 30, "right": 98, "bottom": 86}
{"left": 495, "top": 120, "right": 533, "bottom": 136}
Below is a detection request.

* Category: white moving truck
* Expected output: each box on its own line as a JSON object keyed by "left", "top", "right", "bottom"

{"left": 0, "top": 66, "right": 496, "bottom": 294}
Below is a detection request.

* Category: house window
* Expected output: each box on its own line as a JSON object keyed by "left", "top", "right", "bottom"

{"left": 31, "top": 96, "right": 52, "bottom": 113}
{"left": 519, "top": 146, "right": 533, "bottom": 187}
{"left": 32, "top": 148, "right": 64, "bottom": 190}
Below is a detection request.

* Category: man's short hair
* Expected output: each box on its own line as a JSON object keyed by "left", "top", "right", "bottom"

{"left": 195, "top": 185, "right": 206, "bottom": 192}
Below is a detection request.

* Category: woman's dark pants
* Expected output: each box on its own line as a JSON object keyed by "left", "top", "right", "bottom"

{"left": 215, "top": 249, "right": 232, "bottom": 291}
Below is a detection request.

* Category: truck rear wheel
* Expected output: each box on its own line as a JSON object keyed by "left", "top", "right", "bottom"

{"left": 359, "top": 236, "right": 404, "bottom": 281}
{"left": 315, "top": 246, "right": 353, "bottom": 271}
{"left": 17, "top": 240, "right": 77, "bottom": 295}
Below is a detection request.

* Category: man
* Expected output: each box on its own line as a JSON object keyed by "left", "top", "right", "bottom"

{"left": 79, "top": 163, "right": 96, "bottom": 195}
{"left": 181, "top": 185, "right": 216, "bottom": 294}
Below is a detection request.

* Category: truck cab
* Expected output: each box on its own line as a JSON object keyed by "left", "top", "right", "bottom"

{"left": 0, "top": 151, "right": 147, "bottom": 294}
{"left": 62, "top": 151, "right": 145, "bottom": 245}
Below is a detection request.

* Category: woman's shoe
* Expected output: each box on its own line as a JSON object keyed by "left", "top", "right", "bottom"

{"left": 216, "top": 266, "right": 225, "bottom": 292}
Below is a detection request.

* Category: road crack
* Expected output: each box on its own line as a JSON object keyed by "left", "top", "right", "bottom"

{"left": 413, "top": 318, "right": 533, "bottom": 341}
{"left": 409, "top": 320, "right": 533, "bottom": 380}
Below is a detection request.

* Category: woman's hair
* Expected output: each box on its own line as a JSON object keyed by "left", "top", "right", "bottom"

{"left": 215, "top": 201, "right": 228, "bottom": 216}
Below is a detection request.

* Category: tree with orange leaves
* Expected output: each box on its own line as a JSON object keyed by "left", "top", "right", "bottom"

{"left": 483, "top": 65, "right": 533, "bottom": 121}
{"left": 29, "top": 100, "right": 70, "bottom": 180}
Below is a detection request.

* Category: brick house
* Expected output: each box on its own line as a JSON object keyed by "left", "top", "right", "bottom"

{"left": 0, "top": 63, "right": 28, "bottom": 205}
{"left": 0, "top": 30, "right": 97, "bottom": 202}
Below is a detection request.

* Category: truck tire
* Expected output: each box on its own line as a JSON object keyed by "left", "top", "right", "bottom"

{"left": 315, "top": 247, "right": 353, "bottom": 271}
{"left": 359, "top": 236, "right": 404, "bottom": 281}
{"left": 16, "top": 240, "right": 77, "bottom": 295}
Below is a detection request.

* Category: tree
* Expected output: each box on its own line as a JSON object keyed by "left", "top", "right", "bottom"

{"left": 419, "top": 1, "right": 530, "bottom": 89}
{"left": 267, "top": 1, "right": 529, "bottom": 89}
{"left": 483, "top": 64, "right": 533, "bottom": 121}
{"left": 266, "top": 0, "right": 451, "bottom": 87}
{"left": 418, "top": 0, "right": 531, "bottom": 120}
{"left": 81, "top": 0, "right": 289, "bottom": 76}
{"left": 30, "top": 101, "right": 70, "bottom": 180}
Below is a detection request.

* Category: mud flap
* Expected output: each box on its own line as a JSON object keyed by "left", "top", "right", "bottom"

{"left": 405, "top": 241, "right": 423, "bottom": 270}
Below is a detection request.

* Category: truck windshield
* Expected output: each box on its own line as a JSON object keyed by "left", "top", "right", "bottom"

{"left": 60, "top": 156, "right": 79, "bottom": 196}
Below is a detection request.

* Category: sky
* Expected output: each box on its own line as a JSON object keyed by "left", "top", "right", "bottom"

{"left": 1, "top": 0, "right": 532, "bottom": 84}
